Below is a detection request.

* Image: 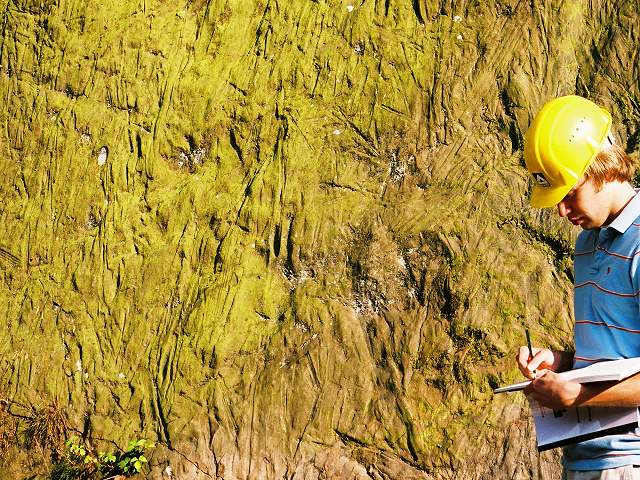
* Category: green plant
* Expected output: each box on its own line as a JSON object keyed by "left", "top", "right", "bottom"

{"left": 113, "top": 439, "right": 154, "bottom": 475}
{"left": 49, "top": 436, "right": 155, "bottom": 479}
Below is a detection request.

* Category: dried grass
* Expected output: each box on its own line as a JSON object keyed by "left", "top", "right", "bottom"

{"left": 23, "top": 399, "right": 69, "bottom": 461}
{"left": 0, "top": 399, "right": 18, "bottom": 457}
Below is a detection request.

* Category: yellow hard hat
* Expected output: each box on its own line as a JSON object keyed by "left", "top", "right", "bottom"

{"left": 524, "top": 95, "right": 612, "bottom": 208}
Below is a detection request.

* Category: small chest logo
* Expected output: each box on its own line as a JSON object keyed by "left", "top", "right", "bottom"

{"left": 533, "top": 173, "right": 551, "bottom": 187}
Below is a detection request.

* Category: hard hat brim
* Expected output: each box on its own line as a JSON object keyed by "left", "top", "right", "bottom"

{"left": 530, "top": 183, "right": 574, "bottom": 208}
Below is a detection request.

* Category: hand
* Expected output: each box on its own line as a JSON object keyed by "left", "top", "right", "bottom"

{"left": 516, "top": 346, "right": 557, "bottom": 379}
{"left": 524, "top": 370, "right": 583, "bottom": 409}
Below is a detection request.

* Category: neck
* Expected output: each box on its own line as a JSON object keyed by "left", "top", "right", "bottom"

{"left": 604, "top": 181, "right": 636, "bottom": 226}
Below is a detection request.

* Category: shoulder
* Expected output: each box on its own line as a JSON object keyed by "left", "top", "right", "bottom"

{"left": 620, "top": 215, "right": 640, "bottom": 253}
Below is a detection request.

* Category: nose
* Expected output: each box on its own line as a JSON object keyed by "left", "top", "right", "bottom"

{"left": 557, "top": 201, "right": 570, "bottom": 217}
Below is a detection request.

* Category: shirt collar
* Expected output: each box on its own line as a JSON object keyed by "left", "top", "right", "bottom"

{"left": 608, "top": 189, "right": 640, "bottom": 233}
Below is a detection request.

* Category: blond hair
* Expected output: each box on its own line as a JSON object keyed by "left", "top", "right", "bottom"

{"left": 584, "top": 143, "right": 637, "bottom": 189}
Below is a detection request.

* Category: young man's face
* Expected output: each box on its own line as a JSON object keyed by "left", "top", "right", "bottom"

{"left": 556, "top": 178, "right": 614, "bottom": 230}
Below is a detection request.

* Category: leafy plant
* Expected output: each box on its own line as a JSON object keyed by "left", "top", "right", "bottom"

{"left": 49, "top": 436, "right": 155, "bottom": 479}
{"left": 113, "top": 439, "right": 154, "bottom": 475}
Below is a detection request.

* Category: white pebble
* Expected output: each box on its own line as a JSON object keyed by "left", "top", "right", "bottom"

{"left": 333, "top": 129, "right": 342, "bottom": 136}
{"left": 456, "top": 34, "right": 463, "bottom": 40}
{"left": 97, "top": 146, "right": 108, "bottom": 165}
{"left": 453, "top": 15, "right": 462, "bottom": 22}
{"left": 346, "top": 5, "right": 354, "bottom": 12}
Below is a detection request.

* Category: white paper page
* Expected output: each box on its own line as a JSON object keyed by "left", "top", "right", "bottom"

{"left": 560, "top": 358, "right": 640, "bottom": 383}
{"left": 529, "top": 398, "right": 639, "bottom": 450}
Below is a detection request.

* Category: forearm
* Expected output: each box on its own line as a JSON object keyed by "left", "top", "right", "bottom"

{"left": 552, "top": 350, "right": 574, "bottom": 372}
{"left": 577, "top": 372, "right": 640, "bottom": 407}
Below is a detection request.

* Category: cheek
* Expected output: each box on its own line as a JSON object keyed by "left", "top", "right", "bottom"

{"left": 573, "top": 194, "right": 592, "bottom": 212}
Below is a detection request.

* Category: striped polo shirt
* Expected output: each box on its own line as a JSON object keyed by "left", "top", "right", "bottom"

{"left": 564, "top": 190, "right": 640, "bottom": 470}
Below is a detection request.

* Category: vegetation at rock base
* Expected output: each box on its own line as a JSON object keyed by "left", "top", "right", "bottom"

{"left": 0, "top": 0, "right": 639, "bottom": 478}
{"left": 49, "top": 437, "right": 154, "bottom": 480}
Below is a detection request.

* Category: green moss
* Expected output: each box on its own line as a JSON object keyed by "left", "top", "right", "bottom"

{"left": 2, "top": 0, "right": 638, "bottom": 477}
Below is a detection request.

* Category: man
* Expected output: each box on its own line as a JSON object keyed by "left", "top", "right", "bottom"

{"left": 518, "top": 95, "right": 640, "bottom": 479}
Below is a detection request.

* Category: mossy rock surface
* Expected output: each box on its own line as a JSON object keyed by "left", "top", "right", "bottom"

{"left": 1, "top": 0, "right": 640, "bottom": 478}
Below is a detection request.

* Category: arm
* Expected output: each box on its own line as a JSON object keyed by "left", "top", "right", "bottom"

{"left": 524, "top": 371, "right": 640, "bottom": 409}
{"left": 580, "top": 372, "right": 640, "bottom": 407}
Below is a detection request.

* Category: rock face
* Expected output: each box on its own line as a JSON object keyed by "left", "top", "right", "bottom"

{"left": 0, "top": 0, "right": 639, "bottom": 478}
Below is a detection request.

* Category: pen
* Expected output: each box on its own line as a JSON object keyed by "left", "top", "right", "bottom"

{"left": 525, "top": 329, "right": 537, "bottom": 376}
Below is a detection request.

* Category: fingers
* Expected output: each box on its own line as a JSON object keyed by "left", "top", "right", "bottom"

{"left": 528, "top": 350, "right": 550, "bottom": 373}
{"left": 524, "top": 370, "right": 551, "bottom": 398}
{"left": 523, "top": 383, "right": 534, "bottom": 396}
{"left": 523, "top": 372, "right": 582, "bottom": 409}
{"left": 516, "top": 346, "right": 539, "bottom": 378}
{"left": 516, "top": 346, "right": 553, "bottom": 378}
{"left": 516, "top": 346, "right": 533, "bottom": 377}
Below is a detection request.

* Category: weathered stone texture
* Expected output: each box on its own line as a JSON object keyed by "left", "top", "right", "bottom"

{"left": 0, "top": 0, "right": 639, "bottom": 478}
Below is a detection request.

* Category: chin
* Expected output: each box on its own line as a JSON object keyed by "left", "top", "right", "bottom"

{"left": 580, "top": 220, "right": 603, "bottom": 230}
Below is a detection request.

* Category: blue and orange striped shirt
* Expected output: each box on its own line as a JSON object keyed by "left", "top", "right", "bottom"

{"left": 564, "top": 191, "right": 640, "bottom": 470}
